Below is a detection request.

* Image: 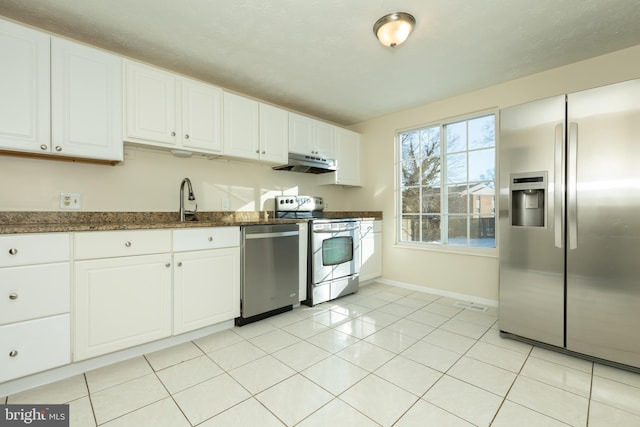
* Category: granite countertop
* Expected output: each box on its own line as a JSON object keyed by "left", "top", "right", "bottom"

{"left": 0, "top": 211, "right": 383, "bottom": 234}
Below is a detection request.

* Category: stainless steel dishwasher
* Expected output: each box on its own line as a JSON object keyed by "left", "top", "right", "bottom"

{"left": 236, "top": 223, "right": 299, "bottom": 326}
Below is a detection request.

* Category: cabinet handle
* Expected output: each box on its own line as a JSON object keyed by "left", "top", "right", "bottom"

{"left": 255, "top": 149, "right": 260, "bottom": 154}
{"left": 262, "top": 151, "right": 266, "bottom": 154}
{"left": 177, "top": 261, "right": 182, "bottom": 267}
{"left": 125, "top": 241, "right": 132, "bottom": 247}
{"left": 184, "top": 134, "right": 190, "bottom": 139}
{"left": 9, "top": 350, "right": 18, "bottom": 358}
{"left": 9, "top": 248, "right": 18, "bottom": 255}
{"left": 171, "top": 131, "right": 176, "bottom": 136}
{"left": 165, "top": 262, "right": 171, "bottom": 268}
{"left": 40, "top": 144, "right": 48, "bottom": 151}
{"left": 9, "top": 293, "right": 18, "bottom": 300}
{"left": 208, "top": 237, "right": 213, "bottom": 242}
{"left": 55, "top": 146, "right": 62, "bottom": 152}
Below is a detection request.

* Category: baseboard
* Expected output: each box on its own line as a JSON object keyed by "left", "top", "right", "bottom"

{"left": 369, "top": 277, "right": 499, "bottom": 307}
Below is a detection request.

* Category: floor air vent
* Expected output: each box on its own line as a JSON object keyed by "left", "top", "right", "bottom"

{"left": 454, "top": 302, "right": 488, "bottom": 312}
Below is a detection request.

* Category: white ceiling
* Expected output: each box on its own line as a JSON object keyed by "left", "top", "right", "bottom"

{"left": 1, "top": 0, "right": 640, "bottom": 126}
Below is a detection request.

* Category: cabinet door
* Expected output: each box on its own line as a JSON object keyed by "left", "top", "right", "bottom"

{"left": 334, "top": 128, "right": 361, "bottom": 186}
{"left": 259, "top": 103, "right": 288, "bottom": 164}
{"left": 124, "top": 60, "right": 177, "bottom": 146}
{"left": 0, "top": 19, "right": 50, "bottom": 153}
{"left": 314, "top": 120, "right": 335, "bottom": 159}
{"left": 223, "top": 92, "right": 259, "bottom": 159}
{"left": 288, "top": 112, "right": 314, "bottom": 156}
{"left": 51, "top": 37, "right": 123, "bottom": 161}
{"left": 74, "top": 254, "right": 172, "bottom": 361}
{"left": 360, "top": 221, "right": 382, "bottom": 281}
{"left": 181, "top": 79, "right": 222, "bottom": 153}
{"left": 173, "top": 247, "right": 240, "bottom": 334}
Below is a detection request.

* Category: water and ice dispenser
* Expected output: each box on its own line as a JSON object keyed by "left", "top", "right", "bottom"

{"left": 511, "top": 172, "right": 547, "bottom": 227}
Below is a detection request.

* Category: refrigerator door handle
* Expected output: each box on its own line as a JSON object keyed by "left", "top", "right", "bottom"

{"left": 568, "top": 122, "right": 578, "bottom": 250}
{"left": 554, "top": 123, "right": 564, "bottom": 249}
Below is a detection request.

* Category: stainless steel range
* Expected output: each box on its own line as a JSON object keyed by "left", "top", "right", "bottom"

{"left": 275, "top": 195, "right": 360, "bottom": 306}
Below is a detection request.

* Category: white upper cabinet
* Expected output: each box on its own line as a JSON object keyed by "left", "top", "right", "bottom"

{"left": 124, "top": 60, "right": 222, "bottom": 154}
{"left": 223, "top": 92, "right": 259, "bottom": 159}
{"left": 289, "top": 112, "right": 335, "bottom": 159}
{"left": 0, "top": 19, "right": 50, "bottom": 153}
{"left": 259, "top": 103, "right": 289, "bottom": 164}
{"left": 0, "top": 19, "right": 123, "bottom": 161}
{"left": 320, "top": 127, "right": 362, "bottom": 186}
{"left": 51, "top": 37, "right": 123, "bottom": 161}
{"left": 124, "top": 61, "right": 177, "bottom": 146}
{"left": 181, "top": 79, "right": 223, "bottom": 153}
{"left": 223, "top": 92, "right": 288, "bottom": 164}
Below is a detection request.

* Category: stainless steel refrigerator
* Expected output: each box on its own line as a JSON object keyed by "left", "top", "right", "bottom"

{"left": 499, "top": 79, "right": 640, "bottom": 370}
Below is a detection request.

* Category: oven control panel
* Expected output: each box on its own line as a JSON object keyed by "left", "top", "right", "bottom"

{"left": 275, "top": 195, "right": 324, "bottom": 212}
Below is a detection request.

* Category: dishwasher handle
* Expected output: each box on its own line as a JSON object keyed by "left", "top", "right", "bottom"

{"left": 244, "top": 231, "right": 299, "bottom": 240}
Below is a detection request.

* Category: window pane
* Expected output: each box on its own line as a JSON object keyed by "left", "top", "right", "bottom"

{"left": 468, "top": 184, "right": 496, "bottom": 214}
{"left": 401, "top": 215, "right": 420, "bottom": 242}
{"left": 401, "top": 131, "right": 420, "bottom": 159}
{"left": 468, "top": 148, "right": 495, "bottom": 182}
{"left": 447, "top": 185, "right": 468, "bottom": 214}
{"left": 470, "top": 216, "right": 496, "bottom": 247}
{"left": 446, "top": 121, "right": 466, "bottom": 153}
{"left": 447, "top": 153, "right": 467, "bottom": 183}
{"left": 422, "top": 187, "right": 440, "bottom": 213}
{"left": 469, "top": 115, "right": 495, "bottom": 149}
{"left": 422, "top": 216, "right": 441, "bottom": 243}
{"left": 447, "top": 216, "right": 468, "bottom": 246}
{"left": 421, "top": 157, "right": 441, "bottom": 186}
{"left": 421, "top": 127, "right": 440, "bottom": 157}
{"left": 402, "top": 187, "right": 420, "bottom": 213}
{"left": 401, "top": 159, "right": 420, "bottom": 186}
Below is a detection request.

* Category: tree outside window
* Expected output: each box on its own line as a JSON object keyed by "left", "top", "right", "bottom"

{"left": 399, "top": 114, "right": 496, "bottom": 248}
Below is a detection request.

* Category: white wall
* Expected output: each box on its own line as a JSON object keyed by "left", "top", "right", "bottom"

{"left": 0, "top": 146, "right": 347, "bottom": 212}
{"left": 348, "top": 44, "right": 640, "bottom": 302}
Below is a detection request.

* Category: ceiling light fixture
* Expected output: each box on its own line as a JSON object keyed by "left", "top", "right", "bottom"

{"left": 373, "top": 12, "right": 416, "bottom": 48}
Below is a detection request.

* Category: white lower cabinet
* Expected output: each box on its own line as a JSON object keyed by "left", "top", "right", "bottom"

{"left": 173, "top": 247, "right": 239, "bottom": 334}
{"left": 360, "top": 220, "right": 382, "bottom": 282}
{"left": 73, "top": 229, "right": 172, "bottom": 361}
{"left": 0, "top": 233, "right": 71, "bottom": 383}
{"left": 0, "top": 314, "right": 70, "bottom": 383}
{"left": 73, "top": 253, "right": 172, "bottom": 361}
{"left": 173, "top": 227, "right": 240, "bottom": 334}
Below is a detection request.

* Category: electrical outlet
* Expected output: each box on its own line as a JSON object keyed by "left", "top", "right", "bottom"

{"left": 60, "top": 192, "right": 82, "bottom": 210}
{"left": 221, "top": 197, "right": 230, "bottom": 211}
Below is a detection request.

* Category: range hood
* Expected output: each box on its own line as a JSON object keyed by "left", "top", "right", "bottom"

{"left": 273, "top": 153, "right": 336, "bottom": 174}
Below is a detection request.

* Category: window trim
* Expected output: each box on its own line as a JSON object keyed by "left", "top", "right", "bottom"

{"left": 395, "top": 109, "right": 498, "bottom": 254}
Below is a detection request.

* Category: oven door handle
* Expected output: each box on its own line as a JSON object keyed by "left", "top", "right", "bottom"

{"left": 312, "top": 227, "right": 359, "bottom": 234}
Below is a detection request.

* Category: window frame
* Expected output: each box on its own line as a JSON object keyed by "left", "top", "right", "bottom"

{"left": 396, "top": 110, "right": 498, "bottom": 256}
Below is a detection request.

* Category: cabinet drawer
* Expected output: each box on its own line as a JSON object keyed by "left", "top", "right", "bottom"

{"left": 0, "top": 263, "right": 70, "bottom": 325}
{"left": 0, "top": 314, "right": 70, "bottom": 383}
{"left": 75, "top": 229, "right": 171, "bottom": 259}
{"left": 173, "top": 226, "right": 240, "bottom": 252}
{"left": 0, "top": 233, "right": 70, "bottom": 267}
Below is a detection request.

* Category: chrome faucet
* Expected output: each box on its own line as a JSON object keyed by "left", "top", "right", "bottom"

{"left": 179, "top": 178, "right": 197, "bottom": 221}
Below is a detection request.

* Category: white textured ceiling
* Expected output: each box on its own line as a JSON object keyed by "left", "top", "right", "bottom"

{"left": 1, "top": 0, "right": 640, "bottom": 125}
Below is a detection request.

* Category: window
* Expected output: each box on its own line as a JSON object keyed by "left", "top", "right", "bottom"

{"left": 398, "top": 113, "right": 496, "bottom": 248}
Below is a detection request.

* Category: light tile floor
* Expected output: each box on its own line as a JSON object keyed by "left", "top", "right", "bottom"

{"left": 5, "top": 282, "right": 640, "bottom": 426}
